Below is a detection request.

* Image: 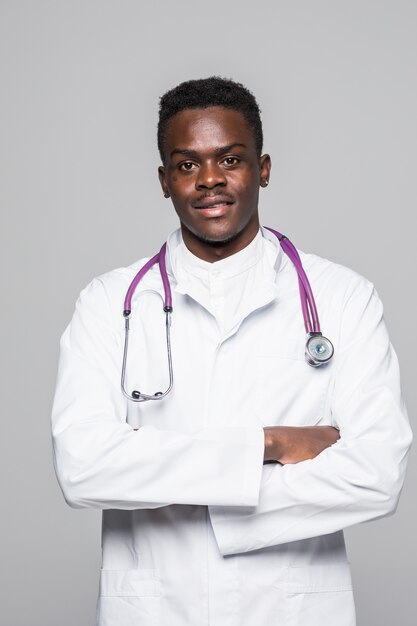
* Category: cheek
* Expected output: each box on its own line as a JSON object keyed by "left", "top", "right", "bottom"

{"left": 238, "top": 182, "right": 260, "bottom": 206}
{"left": 171, "top": 182, "right": 196, "bottom": 204}
{"left": 233, "top": 167, "right": 259, "bottom": 192}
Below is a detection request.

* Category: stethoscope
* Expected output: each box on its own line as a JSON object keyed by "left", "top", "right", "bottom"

{"left": 121, "top": 227, "right": 334, "bottom": 403}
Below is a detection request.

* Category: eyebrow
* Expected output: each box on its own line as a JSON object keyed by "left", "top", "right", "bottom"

{"left": 170, "top": 143, "right": 247, "bottom": 158}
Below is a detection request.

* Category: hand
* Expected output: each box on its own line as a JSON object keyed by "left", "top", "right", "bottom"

{"left": 263, "top": 425, "right": 340, "bottom": 464}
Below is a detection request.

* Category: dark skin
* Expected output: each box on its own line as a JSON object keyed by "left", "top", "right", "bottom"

{"left": 158, "top": 106, "right": 269, "bottom": 262}
{"left": 158, "top": 106, "right": 339, "bottom": 463}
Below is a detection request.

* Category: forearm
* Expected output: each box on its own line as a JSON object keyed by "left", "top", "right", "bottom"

{"left": 210, "top": 426, "right": 411, "bottom": 556}
{"left": 263, "top": 425, "right": 340, "bottom": 463}
{"left": 52, "top": 342, "right": 265, "bottom": 510}
{"left": 209, "top": 280, "right": 413, "bottom": 556}
{"left": 52, "top": 279, "right": 266, "bottom": 511}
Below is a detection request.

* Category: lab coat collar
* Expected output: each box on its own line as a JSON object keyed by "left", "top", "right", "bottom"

{"left": 165, "top": 227, "right": 287, "bottom": 335}
{"left": 165, "top": 226, "right": 285, "bottom": 286}
{"left": 175, "top": 229, "right": 264, "bottom": 281}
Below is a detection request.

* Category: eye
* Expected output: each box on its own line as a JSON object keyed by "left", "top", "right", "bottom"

{"left": 178, "top": 161, "right": 197, "bottom": 171}
{"left": 222, "top": 156, "right": 240, "bottom": 167}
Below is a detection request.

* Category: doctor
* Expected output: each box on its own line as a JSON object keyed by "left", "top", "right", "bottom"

{"left": 52, "top": 77, "right": 412, "bottom": 626}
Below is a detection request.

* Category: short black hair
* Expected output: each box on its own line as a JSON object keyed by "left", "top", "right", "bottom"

{"left": 157, "top": 76, "right": 263, "bottom": 162}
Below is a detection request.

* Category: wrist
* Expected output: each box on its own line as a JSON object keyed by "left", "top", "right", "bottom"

{"left": 263, "top": 426, "right": 285, "bottom": 462}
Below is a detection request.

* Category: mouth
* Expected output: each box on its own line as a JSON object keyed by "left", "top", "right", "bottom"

{"left": 192, "top": 201, "right": 234, "bottom": 218}
{"left": 193, "top": 198, "right": 234, "bottom": 209}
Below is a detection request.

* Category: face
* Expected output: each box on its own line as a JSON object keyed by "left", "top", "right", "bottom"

{"left": 158, "top": 106, "right": 271, "bottom": 261}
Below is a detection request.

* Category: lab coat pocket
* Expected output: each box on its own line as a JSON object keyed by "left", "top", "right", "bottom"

{"left": 255, "top": 339, "right": 331, "bottom": 427}
{"left": 285, "top": 563, "right": 355, "bottom": 626}
{"left": 97, "top": 569, "right": 161, "bottom": 626}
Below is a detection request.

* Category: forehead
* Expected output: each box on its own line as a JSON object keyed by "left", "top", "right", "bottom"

{"left": 164, "top": 106, "right": 256, "bottom": 155}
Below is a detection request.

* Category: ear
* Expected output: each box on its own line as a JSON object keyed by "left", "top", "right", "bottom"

{"left": 158, "top": 166, "right": 170, "bottom": 198}
{"left": 259, "top": 154, "right": 271, "bottom": 187}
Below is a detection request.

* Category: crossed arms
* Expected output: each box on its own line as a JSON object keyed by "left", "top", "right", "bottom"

{"left": 51, "top": 274, "right": 412, "bottom": 554}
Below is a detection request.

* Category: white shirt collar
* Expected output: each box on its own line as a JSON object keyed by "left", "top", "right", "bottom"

{"left": 178, "top": 228, "right": 264, "bottom": 280}
{"left": 166, "top": 226, "right": 285, "bottom": 284}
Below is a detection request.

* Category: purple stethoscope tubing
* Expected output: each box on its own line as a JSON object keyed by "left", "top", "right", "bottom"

{"left": 121, "top": 227, "right": 333, "bottom": 402}
{"left": 264, "top": 227, "right": 319, "bottom": 334}
{"left": 124, "top": 243, "right": 172, "bottom": 315}
{"left": 121, "top": 243, "right": 174, "bottom": 402}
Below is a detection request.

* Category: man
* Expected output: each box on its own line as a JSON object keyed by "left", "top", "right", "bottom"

{"left": 52, "top": 77, "right": 412, "bottom": 625}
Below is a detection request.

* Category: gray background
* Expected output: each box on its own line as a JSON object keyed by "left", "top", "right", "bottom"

{"left": 1, "top": 1, "right": 416, "bottom": 625}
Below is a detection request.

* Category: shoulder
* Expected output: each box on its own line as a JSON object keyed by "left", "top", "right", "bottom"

{"left": 263, "top": 228, "right": 374, "bottom": 305}
{"left": 297, "top": 251, "right": 385, "bottom": 349}
{"left": 298, "top": 249, "right": 376, "bottom": 306}
{"left": 74, "top": 256, "right": 156, "bottom": 325}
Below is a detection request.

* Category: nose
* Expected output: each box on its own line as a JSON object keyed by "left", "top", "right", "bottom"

{"left": 196, "top": 160, "right": 226, "bottom": 189}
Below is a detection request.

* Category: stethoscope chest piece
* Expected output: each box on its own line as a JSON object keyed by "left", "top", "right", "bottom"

{"left": 305, "top": 332, "right": 334, "bottom": 367}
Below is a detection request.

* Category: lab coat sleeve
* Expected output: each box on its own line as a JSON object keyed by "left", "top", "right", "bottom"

{"left": 209, "top": 278, "right": 412, "bottom": 555}
{"left": 51, "top": 277, "right": 265, "bottom": 510}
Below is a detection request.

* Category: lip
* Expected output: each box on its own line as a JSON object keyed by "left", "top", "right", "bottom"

{"left": 196, "top": 203, "right": 230, "bottom": 217}
{"left": 193, "top": 198, "right": 234, "bottom": 209}
{"left": 194, "top": 203, "right": 233, "bottom": 218}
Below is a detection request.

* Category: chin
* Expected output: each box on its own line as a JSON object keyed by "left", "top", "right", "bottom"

{"left": 193, "top": 224, "right": 241, "bottom": 247}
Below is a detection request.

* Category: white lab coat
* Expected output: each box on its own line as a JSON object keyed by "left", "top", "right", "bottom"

{"left": 51, "top": 227, "right": 412, "bottom": 626}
